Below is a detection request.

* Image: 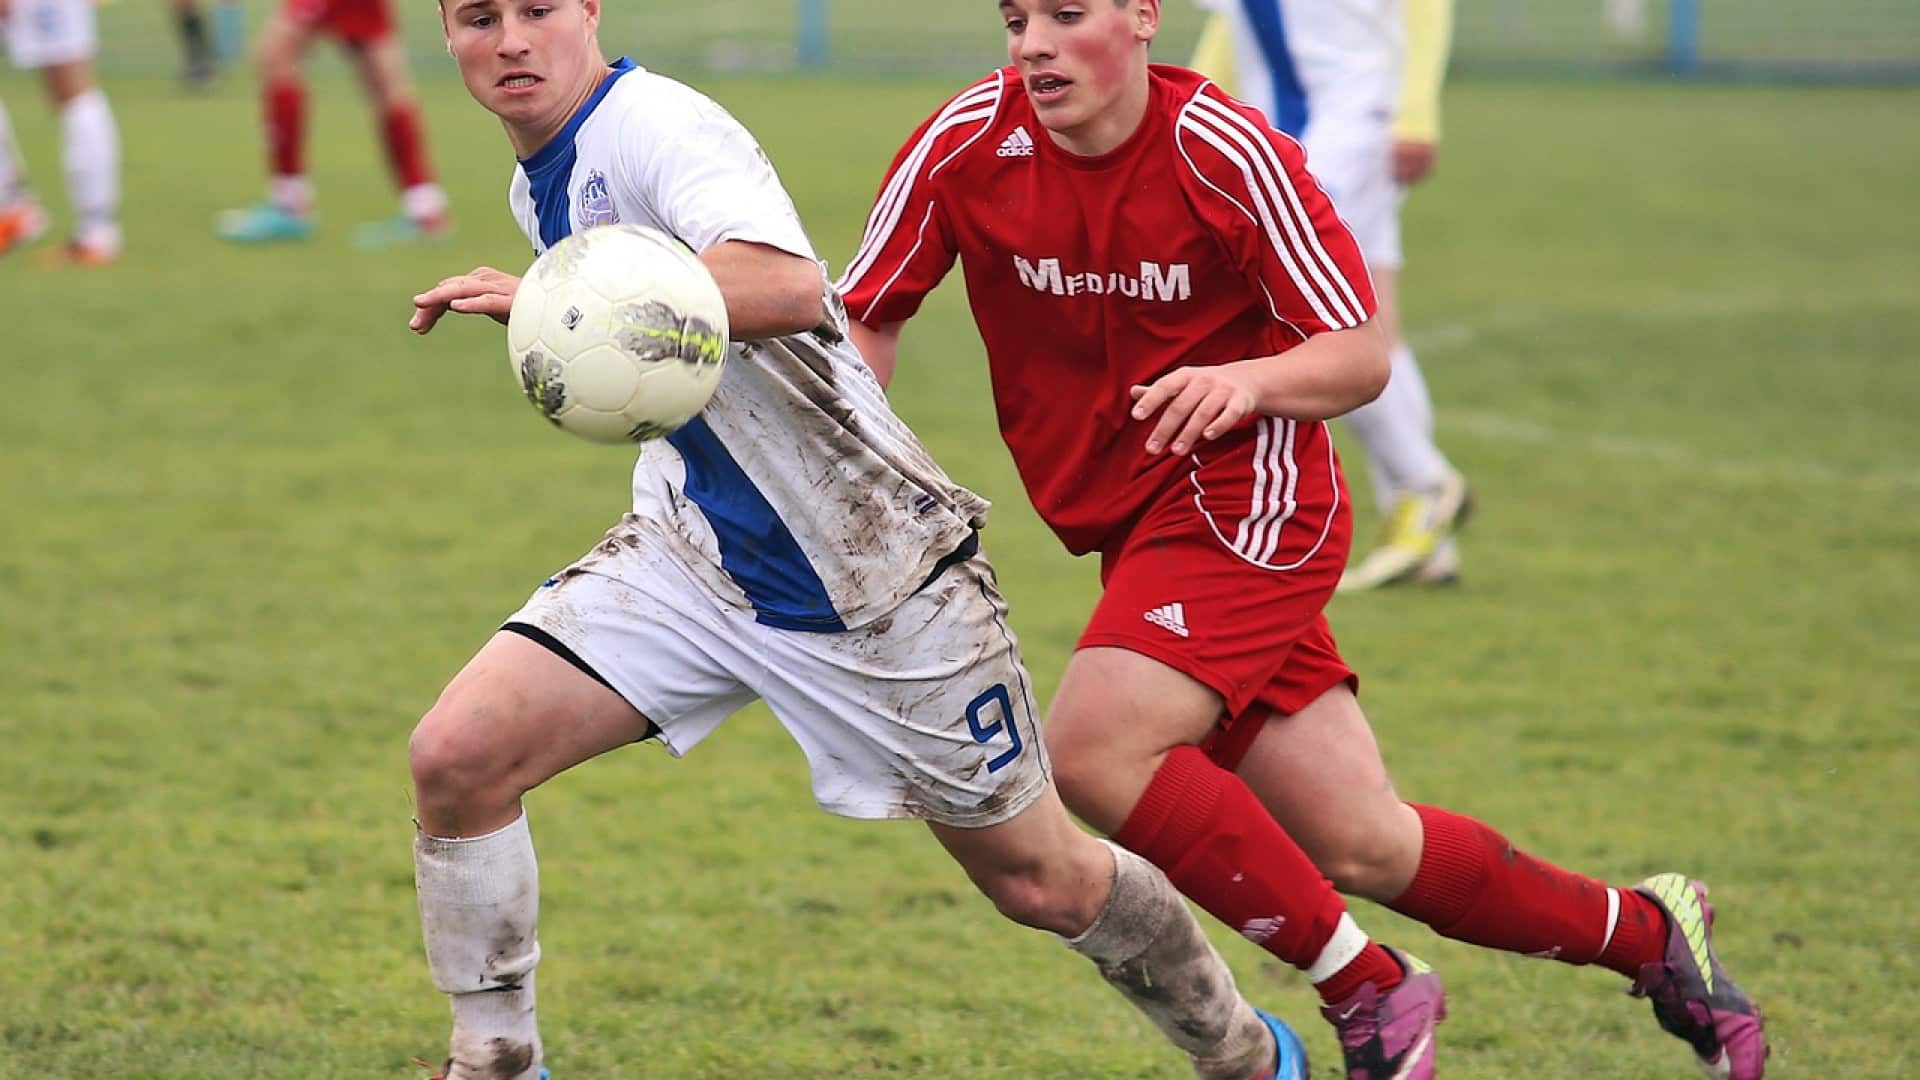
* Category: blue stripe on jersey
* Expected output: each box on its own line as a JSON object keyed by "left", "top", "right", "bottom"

{"left": 519, "top": 56, "right": 640, "bottom": 250}
{"left": 515, "top": 56, "right": 841, "bottom": 630}
{"left": 1240, "top": 0, "right": 1309, "bottom": 137}
{"left": 666, "top": 418, "right": 846, "bottom": 632}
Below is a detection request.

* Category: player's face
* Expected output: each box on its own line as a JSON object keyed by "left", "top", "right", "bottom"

{"left": 442, "top": 0, "right": 605, "bottom": 150}
{"left": 999, "top": 0, "right": 1158, "bottom": 153}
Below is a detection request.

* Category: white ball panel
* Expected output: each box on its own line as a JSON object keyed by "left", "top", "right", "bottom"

{"left": 568, "top": 344, "right": 643, "bottom": 412}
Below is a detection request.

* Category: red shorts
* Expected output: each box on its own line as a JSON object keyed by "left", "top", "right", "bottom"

{"left": 1076, "top": 417, "right": 1359, "bottom": 769}
{"left": 284, "top": 0, "right": 391, "bottom": 43}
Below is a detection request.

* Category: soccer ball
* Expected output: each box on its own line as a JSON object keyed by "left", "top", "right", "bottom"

{"left": 506, "top": 224, "right": 729, "bottom": 444}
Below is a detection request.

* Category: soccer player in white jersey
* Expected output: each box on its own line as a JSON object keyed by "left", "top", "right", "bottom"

{"left": 399, "top": 1, "right": 1313, "bottom": 1078}
{"left": 1190, "top": 0, "right": 1467, "bottom": 590}
{"left": 0, "top": 0, "right": 121, "bottom": 262}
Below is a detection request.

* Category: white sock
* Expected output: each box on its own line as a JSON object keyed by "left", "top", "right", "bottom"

{"left": 60, "top": 89, "right": 119, "bottom": 247}
{"left": 1343, "top": 343, "right": 1451, "bottom": 503}
{"left": 1304, "top": 911, "right": 1370, "bottom": 984}
{"left": 1064, "top": 841, "right": 1271, "bottom": 1080}
{"left": 402, "top": 181, "right": 448, "bottom": 222}
{"left": 415, "top": 812, "right": 543, "bottom": 1080}
{"left": 270, "top": 174, "right": 312, "bottom": 214}
{"left": 0, "top": 98, "right": 27, "bottom": 204}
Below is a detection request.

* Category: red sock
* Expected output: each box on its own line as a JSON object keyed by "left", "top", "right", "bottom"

{"left": 1389, "top": 804, "right": 1667, "bottom": 978}
{"left": 380, "top": 103, "right": 434, "bottom": 191}
{"left": 1595, "top": 889, "right": 1669, "bottom": 980}
{"left": 1114, "top": 746, "right": 1401, "bottom": 1003}
{"left": 265, "top": 78, "right": 305, "bottom": 178}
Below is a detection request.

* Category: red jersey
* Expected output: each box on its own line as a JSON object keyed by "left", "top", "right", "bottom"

{"left": 840, "top": 65, "right": 1376, "bottom": 557}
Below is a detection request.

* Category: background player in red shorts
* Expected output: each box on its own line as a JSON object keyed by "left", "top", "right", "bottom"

{"left": 214, "top": 0, "right": 448, "bottom": 246}
{"left": 840, "top": 2, "right": 1768, "bottom": 1078}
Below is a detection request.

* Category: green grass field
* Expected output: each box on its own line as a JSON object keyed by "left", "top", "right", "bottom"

{"left": 3, "top": 67, "right": 1918, "bottom": 1079}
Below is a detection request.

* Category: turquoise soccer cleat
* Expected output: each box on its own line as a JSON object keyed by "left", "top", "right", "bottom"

{"left": 215, "top": 202, "right": 313, "bottom": 244}
{"left": 353, "top": 212, "right": 452, "bottom": 249}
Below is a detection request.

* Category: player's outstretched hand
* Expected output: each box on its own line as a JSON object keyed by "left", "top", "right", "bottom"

{"left": 410, "top": 267, "right": 521, "bottom": 334}
{"left": 1130, "top": 363, "right": 1259, "bottom": 456}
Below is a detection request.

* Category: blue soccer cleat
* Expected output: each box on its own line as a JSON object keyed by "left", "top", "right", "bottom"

{"left": 214, "top": 202, "right": 313, "bottom": 244}
{"left": 1251, "top": 1007, "right": 1309, "bottom": 1080}
{"left": 416, "top": 1057, "right": 548, "bottom": 1079}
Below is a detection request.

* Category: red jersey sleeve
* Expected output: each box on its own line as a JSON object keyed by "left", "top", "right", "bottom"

{"left": 1173, "top": 86, "right": 1377, "bottom": 339}
{"left": 837, "top": 73, "right": 1008, "bottom": 327}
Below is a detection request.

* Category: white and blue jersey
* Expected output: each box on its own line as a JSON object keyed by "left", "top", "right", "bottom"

{"left": 508, "top": 59, "right": 990, "bottom": 632}
{"left": 1192, "top": 0, "right": 1401, "bottom": 138}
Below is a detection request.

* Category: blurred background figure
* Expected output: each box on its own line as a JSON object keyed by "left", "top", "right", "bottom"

{"left": 1191, "top": 0, "right": 1469, "bottom": 591}
{"left": 0, "top": 0, "right": 121, "bottom": 263}
{"left": 169, "top": 0, "right": 243, "bottom": 88}
{"left": 213, "top": 0, "right": 449, "bottom": 247}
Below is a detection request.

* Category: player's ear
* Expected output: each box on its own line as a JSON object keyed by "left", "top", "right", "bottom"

{"left": 580, "top": 0, "right": 600, "bottom": 33}
{"left": 1133, "top": 0, "right": 1160, "bottom": 44}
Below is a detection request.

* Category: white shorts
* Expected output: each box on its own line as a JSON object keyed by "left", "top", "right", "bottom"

{"left": 503, "top": 516, "right": 1050, "bottom": 828}
{"left": 1303, "top": 120, "right": 1404, "bottom": 270}
{"left": 5, "top": 0, "right": 96, "bottom": 69}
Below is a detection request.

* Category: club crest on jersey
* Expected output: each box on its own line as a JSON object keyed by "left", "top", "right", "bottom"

{"left": 577, "top": 170, "right": 618, "bottom": 229}
{"left": 1014, "top": 255, "right": 1192, "bottom": 302}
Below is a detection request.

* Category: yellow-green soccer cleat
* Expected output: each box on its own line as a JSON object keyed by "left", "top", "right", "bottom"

{"left": 1338, "top": 469, "right": 1470, "bottom": 593}
{"left": 1630, "top": 873, "right": 1770, "bottom": 1079}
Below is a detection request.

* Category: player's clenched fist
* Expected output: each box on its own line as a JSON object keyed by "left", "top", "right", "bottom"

{"left": 1130, "top": 362, "right": 1260, "bottom": 457}
{"left": 410, "top": 266, "right": 521, "bottom": 333}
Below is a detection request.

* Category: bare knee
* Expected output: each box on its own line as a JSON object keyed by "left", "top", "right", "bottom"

{"left": 42, "top": 62, "right": 96, "bottom": 103}
{"left": 967, "top": 854, "right": 1101, "bottom": 936}
{"left": 1307, "top": 805, "right": 1424, "bottom": 901}
{"left": 253, "top": 22, "right": 303, "bottom": 83}
{"left": 409, "top": 693, "right": 530, "bottom": 836}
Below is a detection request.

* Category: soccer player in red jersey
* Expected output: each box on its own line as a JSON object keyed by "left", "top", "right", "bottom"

{"left": 214, "top": 0, "right": 449, "bottom": 246}
{"left": 840, "top": 3, "right": 1769, "bottom": 1079}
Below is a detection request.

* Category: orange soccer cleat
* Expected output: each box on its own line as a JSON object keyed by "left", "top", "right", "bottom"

{"left": 0, "top": 201, "right": 51, "bottom": 255}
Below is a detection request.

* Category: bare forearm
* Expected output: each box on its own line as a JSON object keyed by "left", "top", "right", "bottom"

{"left": 848, "top": 319, "right": 901, "bottom": 388}
{"left": 698, "top": 241, "right": 826, "bottom": 340}
{"left": 1236, "top": 322, "right": 1390, "bottom": 420}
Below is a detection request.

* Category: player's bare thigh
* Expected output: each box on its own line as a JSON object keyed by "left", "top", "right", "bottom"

{"left": 1044, "top": 646, "right": 1230, "bottom": 835}
{"left": 347, "top": 32, "right": 414, "bottom": 109}
{"left": 1232, "top": 682, "right": 1423, "bottom": 900}
{"left": 252, "top": 6, "right": 313, "bottom": 80}
{"left": 409, "top": 630, "right": 654, "bottom": 839}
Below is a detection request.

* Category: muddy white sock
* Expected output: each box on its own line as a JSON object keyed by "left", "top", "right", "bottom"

{"left": 1064, "top": 841, "right": 1271, "bottom": 1080}
{"left": 415, "top": 812, "right": 543, "bottom": 1080}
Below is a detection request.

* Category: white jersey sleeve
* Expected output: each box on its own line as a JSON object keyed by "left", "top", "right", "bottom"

{"left": 507, "top": 59, "right": 989, "bottom": 632}
{"left": 613, "top": 81, "right": 815, "bottom": 263}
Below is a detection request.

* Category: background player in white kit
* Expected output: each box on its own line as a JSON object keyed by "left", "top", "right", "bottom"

{"left": 0, "top": 0, "right": 121, "bottom": 262}
{"left": 401, "top": 0, "right": 1312, "bottom": 1077}
{"left": 1191, "top": 0, "right": 1466, "bottom": 590}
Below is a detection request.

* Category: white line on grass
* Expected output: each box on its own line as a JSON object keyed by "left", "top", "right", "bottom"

{"left": 1442, "top": 409, "right": 1920, "bottom": 494}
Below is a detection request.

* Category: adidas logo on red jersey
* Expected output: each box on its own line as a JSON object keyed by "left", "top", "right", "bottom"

{"left": 1143, "top": 602, "right": 1189, "bottom": 638}
{"left": 996, "top": 126, "right": 1036, "bottom": 158}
